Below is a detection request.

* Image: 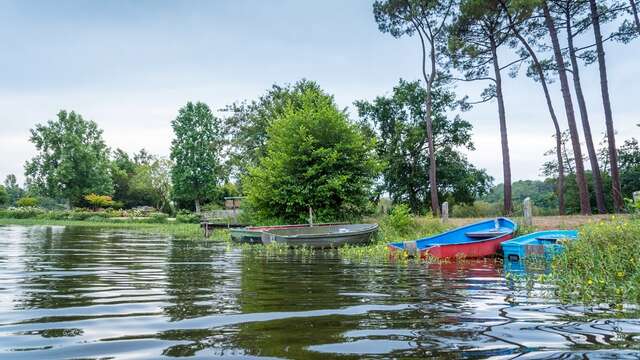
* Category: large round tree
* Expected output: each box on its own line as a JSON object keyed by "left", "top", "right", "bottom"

{"left": 25, "top": 110, "right": 113, "bottom": 207}
{"left": 243, "top": 87, "right": 379, "bottom": 223}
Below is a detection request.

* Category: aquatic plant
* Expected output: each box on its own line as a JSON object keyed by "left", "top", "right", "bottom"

{"left": 551, "top": 218, "right": 640, "bottom": 304}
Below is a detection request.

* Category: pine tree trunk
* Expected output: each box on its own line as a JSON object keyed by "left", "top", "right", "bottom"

{"left": 543, "top": 1, "right": 591, "bottom": 215}
{"left": 426, "top": 45, "right": 440, "bottom": 217}
{"left": 631, "top": 0, "right": 640, "bottom": 32}
{"left": 566, "top": 12, "right": 607, "bottom": 213}
{"left": 505, "top": 9, "right": 565, "bottom": 215}
{"left": 589, "top": 0, "right": 624, "bottom": 212}
{"left": 554, "top": 130, "right": 565, "bottom": 215}
{"left": 425, "top": 94, "right": 440, "bottom": 217}
{"left": 417, "top": 28, "right": 440, "bottom": 216}
{"left": 489, "top": 36, "right": 512, "bottom": 215}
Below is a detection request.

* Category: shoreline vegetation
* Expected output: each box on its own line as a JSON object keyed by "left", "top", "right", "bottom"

{"left": 0, "top": 218, "right": 209, "bottom": 239}
{"left": 2, "top": 212, "right": 639, "bottom": 304}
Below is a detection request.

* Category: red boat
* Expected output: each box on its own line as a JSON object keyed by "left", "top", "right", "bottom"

{"left": 387, "top": 217, "right": 517, "bottom": 259}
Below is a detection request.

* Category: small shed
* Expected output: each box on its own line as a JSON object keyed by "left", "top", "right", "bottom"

{"left": 224, "top": 196, "right": 244, "bottom": 210}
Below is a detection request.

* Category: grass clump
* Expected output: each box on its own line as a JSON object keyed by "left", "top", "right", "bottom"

{"left": 338, "top": 208, "right": 450, "bottom": 264}
{"left": 551, "top": 218, "right": 640, "bottom": 304}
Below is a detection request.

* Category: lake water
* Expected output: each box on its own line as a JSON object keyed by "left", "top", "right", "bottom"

{"left": 1, "top": 225, "right": 639, "bottom": 359}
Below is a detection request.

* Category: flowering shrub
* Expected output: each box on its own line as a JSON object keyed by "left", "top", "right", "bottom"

{"left": 84, "top": 194, "right": 114, "bottom": 210}
{"left": 16, "top": 197, "right": 39, "bottom": 207}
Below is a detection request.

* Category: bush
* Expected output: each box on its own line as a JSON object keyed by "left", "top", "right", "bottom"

{"left": 0, "top": 207, "right": 45, "bottom": 219}
{"left": 85, "top": 215, "right": 109, "bottom": 222}
{"left": 144, "top": 212, "right": 168, "bottom": 223}
{"left": 381, "top": 204, "right": 416, "bottom": 236}
{"left": 175, "top": 210, "right": 200, "bottom": 224}
{"left": 626, "top": 197, "right": 640, "bottom": 217}
{"left": 38, "top": 210, "right": 69, "bottom": 220}
{"left": 16, "top": 197, "right": 39, "bottom": 207}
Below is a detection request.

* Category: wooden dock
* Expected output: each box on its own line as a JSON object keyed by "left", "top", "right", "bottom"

{"left": 200, "top": 221, "right": 248, "bottom": 237}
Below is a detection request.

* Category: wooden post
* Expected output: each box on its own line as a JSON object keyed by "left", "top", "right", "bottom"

{"left": 308, "top": 206, "right": 314, "bottom": 226}
{"left": 441, "top": 202, "right": 449, "bottom": 224}
{"left": 203, "top": 222, "right": 210, "bottom": 238}
{"left": 523, "top": 197, "right": 533, "bottom": 227}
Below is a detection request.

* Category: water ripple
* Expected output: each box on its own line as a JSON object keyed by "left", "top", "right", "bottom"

{"left": 0, "top": 224, "right": 638, "bottom": 359}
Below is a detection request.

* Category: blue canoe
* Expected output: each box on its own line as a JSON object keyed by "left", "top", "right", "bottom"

{"left": 388, "top": 217, "right": 517, "bottom": 259}
{"left": 501, "top": 230, "right": 578, "bottom": 262}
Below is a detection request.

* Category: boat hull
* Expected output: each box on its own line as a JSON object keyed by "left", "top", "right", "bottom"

{"left": 420, "top": 232, "right": 514, "bottom": 259}
{"left": 387, "top": 217, "right": 517, "bottom": 259}
{"left": 501, "top": 230, "right": 578, "bottom": 262}
{"left": 261, "top": 224, "right": 378, "bottom": 248}
{"left": 230, "top": 223, "right": 344, "bottom": 244}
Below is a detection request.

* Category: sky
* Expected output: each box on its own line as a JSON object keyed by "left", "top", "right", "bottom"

{"left": 0, "top": 0, "right": 638, "bottom": 186}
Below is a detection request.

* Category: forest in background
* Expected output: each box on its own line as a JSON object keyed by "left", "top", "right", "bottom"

{"left": 1, "top": 0, "right": 640, "bottom": 222}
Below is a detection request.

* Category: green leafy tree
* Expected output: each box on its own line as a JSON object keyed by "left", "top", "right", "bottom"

{"left": 372, "top": 0, "right": 457, "bottom": 216}
{"left": 110, "top": 149, "right": 136, "bottom": 206}
{"left": 149, "top": 158, "right": 173, "bottom": 213}
{"left": 449, "top": 0, "right": 514, "bottom": 214}
{"left": 243, "top": 87, "right": 380, "bottom": 223}
{"left": 223, "top": 79, "right": 324, "bottom": 177}
{"left": 110, "top": 148, "right": 164, "bottom": 208}
{"left": 3, "top": 174, "right": 24, "bottom": 205}
{"left": 128, "top": 165, "right": 159, "bottom": 208}
{"left": 171, "top": 102, "right": 224, "bottom": 213}
{"left": 25, "top": 110, "right": 113, "bottom": 207}
{"left": 129, "top": 157, "right": 173, "bottom": 212}
{"left": 355, "top": 79, "right": 492, "bottom": 214}
{"left": 617, "top": 138, "right": 640, "bottom": 198}
{"left": 0, "top": 185, "right": 8, "bottom": 206}
{"left": 543, "top": 135, "right": 639, "bottom": 213}
{"left": 484, "top": 180, "right": 558, "bottom": 211}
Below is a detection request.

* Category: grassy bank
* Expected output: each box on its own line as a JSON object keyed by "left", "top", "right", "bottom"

{"left": 0, "top": 218, "right": 227, "bottom": 240}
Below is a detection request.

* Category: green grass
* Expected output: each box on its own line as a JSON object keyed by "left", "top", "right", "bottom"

{"left": 0, "top": 218, "right": 228, "bottom": 240}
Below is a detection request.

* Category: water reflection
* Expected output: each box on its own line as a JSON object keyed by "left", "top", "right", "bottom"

{"left": 0, "top": 225, "right": 638, "bottom": 359}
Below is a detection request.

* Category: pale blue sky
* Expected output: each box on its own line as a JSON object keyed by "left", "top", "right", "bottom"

{"left": 1, "top": 0, "right": 638, "bottom": 185}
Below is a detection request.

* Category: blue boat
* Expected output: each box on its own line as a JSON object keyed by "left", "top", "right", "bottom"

{"left": 388, "top": 218, "right": 517, "bottom": 259}
{"left": 501, "top": 230, "right": 578, "bottom": 263}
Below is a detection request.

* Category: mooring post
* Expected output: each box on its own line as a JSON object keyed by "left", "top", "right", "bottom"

{"left": 441, "top": 202, "right": 449, "bottom": 224}
{"left": 523, "top": 197, "right": 533, "bottom": 227}
{"left": 203, "top": 221, "right": 210, "bottom": 238}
